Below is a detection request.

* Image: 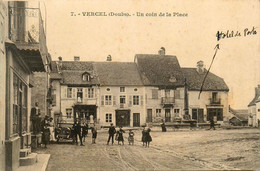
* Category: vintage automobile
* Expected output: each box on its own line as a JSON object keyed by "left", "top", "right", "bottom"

{"left": 55, "top": 120, "right": 74, "bottom": 143}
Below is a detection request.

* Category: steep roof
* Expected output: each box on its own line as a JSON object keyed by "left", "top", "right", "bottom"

{"left": 93, "top": 62, "right": 143, "bottom": 86}
{"left": 229, "top": 107, "right": 248, "bottom": 121}
{"left": 50, "top": 61, "right": 98, "bottom": 85}
{"left": 50, "top": 61, "right": 62, "bottom": 80}
{"left": 248, "top": 86, "right": 260, "bottom": 107}
{"left": 181, "top": 68, "right": 229, "bottom": 91}
{"left": 135, "top": 54, "right": 185, "bottom": 87}
{"left": 61, "top": 71, "right": 99, "bottom": 85}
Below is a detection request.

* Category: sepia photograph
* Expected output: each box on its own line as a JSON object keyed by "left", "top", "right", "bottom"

{"left": 0, "top": 0, "right": 259, "bottom": 170}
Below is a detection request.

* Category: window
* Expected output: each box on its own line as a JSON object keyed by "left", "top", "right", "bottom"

{"left": 174, "top": 90, "right": 180, "bottom": 99}
{"left": 156, "top": 109, "right": 161, "bottom": 117}
{"left": 105, "top": 95, "right": 112, "bottom": 105}
{"left": 120, "top": 95, "right": 126, "bottom": 108}
{"left": 165, "top": 89, "right": 170, "bottom": 97}
{"left": 66, "top": 108, "right": 72, "bottom": 118}
{"left": 133, "top": 95, "right": 139, "bottom": 105}
{"left": 152, "top": 89, "right": 158, "bottom": 99}
{"left": 12, "top": 73, "right": 27, "bottom": 134}
{"left": 106, "top": 88, "right": 110, "bottom": 91}
{"left": 106, "top": 114, "right": 112, "bottom": 123}
{"left": 120, "top": 95, "right": 126, "bottom": 104}
{"left": 212, "top": 92, "right": 218, "bottom": 101}
{"left": 134, "top": 88, "right": 138, "bottom": 91}
{"left": 207, "top": 108, "right": 223, "bottom": 121}
{"left": 77, "top": 88, "right": 83, "bottom": 103}
{"left": 82, "top": 73, "right": 90, "bottom": 81}
{"left": 67, "top": 88, "right": 72, "bottom": 98}
{"left": 174, "top": 109, "right": 180, "bottom": 117}
{"left": 120, "top": 87, "right": 125, "bottom": 92}
{"left": 88, "top": 88, "right": 94, "bottom": 98}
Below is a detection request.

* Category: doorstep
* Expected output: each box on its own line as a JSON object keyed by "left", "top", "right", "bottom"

{"left": 15, "top": 154, "right": 50, "bottom": 171}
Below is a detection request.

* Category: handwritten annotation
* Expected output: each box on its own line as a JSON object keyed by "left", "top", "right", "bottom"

{"left": 216, "top": 27, "right": 257, "bottom": 41}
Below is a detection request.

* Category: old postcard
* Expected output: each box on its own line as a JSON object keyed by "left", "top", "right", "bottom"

{"left": 0, "top": 0, "right": 259, "bottom": 170}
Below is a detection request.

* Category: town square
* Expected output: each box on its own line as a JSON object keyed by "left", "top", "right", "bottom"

{"left": 0, "top": 0, "right": 259, "bottom": 171}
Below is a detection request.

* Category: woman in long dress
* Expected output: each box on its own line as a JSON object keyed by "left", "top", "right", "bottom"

{"left": 117, "top": 126, "right": 125, "bottom": 145}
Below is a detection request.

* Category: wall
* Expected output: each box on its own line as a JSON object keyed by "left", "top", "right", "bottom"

{"left": 51, "top": 80, "right": 61, "bottom": 115}
{"left": 256, "top": 102, "right": 260, "bottom": 127}
{"left": 60, "top": 85, "right": 99, "bottom": 121}
{"left": 145, "top": 86, "right": 185, "bottom": 122}
{"left": 0, "top": 1, "right": 7, "bottom": 170}
{"left": 99, "top": 86, "right": 145, "bottom": 127}
{"left": 31, "top": 72, "right": 48, "bottom": 117}
{"left": 188, "top": 90, "right": 229, "bottom": 123}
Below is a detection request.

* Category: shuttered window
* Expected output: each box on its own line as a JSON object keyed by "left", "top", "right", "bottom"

{"left": 152, "top": 89, "right": 158, "bottom": 99}
{"left": 174, "top": 90, "right": 180, "bottom": 99}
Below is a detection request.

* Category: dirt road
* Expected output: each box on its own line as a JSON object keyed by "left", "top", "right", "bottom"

{"left": 35, "top": 128, "right": 260, "bottom": 170}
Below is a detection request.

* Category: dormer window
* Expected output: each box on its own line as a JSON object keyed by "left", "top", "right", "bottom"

{"left": 82, "top": 72, "right": 90, "bottom": 81}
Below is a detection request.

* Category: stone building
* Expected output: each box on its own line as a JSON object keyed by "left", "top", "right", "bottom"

{"left": 0, "top": 1, "right": 49, "bottom": 170}
{"left": 50, "top": 48, "right": 230, "bottom": 127}
{"left": 134, "top": 51, "right": 186, "bottom": 123}
{"left": 248, "top": 85, "right": 260, "bottom": 127}
{"left": 182, "top": 61, "right": 229, "bottom": 124}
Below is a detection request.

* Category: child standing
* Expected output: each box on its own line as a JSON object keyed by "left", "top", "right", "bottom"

{"left": 91, "top": 123, "right": 97, "bottom": 144}
{"left": 128, "top": 129, "right": 134, "bottom": 145}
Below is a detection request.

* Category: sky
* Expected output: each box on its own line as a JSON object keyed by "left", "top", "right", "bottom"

{"left": 43, "top": 0, "right": 260, "bottom": 109}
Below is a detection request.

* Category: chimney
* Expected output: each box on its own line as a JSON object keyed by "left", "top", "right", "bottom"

{"left": 158, "top": 47, "right": 166, "bottom": 55}
{"left": 107, "top": 55, "right": 112, "bottom": 61}
{"left": 57, "top": 56, "right": 63, "bottom": 73}
{"left": 255, "top": 85, "right": 260, "bottom": 96}
{"left": 197, "top": 60, "right": 205, "bottom": 74}
{"left": 74, "top": 56, "right": 80, "bottom": 61}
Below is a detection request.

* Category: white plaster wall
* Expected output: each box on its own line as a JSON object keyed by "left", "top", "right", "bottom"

{"left": 188, "top": 91, "right": 229, "bottom": 123}
{"left": 145, "top": 86, "right": 185, "bottom": 121}
{"left": 99, "top": 86, "right": 145, "bottom": 127}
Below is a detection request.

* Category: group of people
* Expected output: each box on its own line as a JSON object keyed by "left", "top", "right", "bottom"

{"left": 72, "top": 120, "right": 97, "bottom": 146}
{"left": 42, "top": 115, "right": 55, "bottom": 148}
{"left": 107, "top": 123, "right": 152, "bottom": 147}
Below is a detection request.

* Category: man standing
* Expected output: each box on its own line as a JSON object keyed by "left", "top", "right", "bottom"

{"left": 209, "top": 118, "right": 216, "bottom": 130}
{"left": 107, "top": 123, "right": 116, "bottom": 145}
{"left": 31, "top": 102, "right": 41, "bottom": 134}
{"left": 75, "top": 120, "right": 84, "bottom": 146}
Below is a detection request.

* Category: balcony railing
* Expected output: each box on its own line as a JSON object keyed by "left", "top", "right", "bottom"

{"left": 120, "top": 103, "right": 126, "bottom": 108}
{"left": 209, "top": 98, "right": 221, "bottom": 105}
{"left": 161, "top": 97, "right": 175, "bottom": 104}
{"left": 8, "top": 7, "right": 47, "bottom": 56}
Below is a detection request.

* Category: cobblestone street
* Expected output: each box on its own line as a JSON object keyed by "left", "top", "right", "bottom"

{"left": 35, "top": 128, "right": 260, "bottom": 170}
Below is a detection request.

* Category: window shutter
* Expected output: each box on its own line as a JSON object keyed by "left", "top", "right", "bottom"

{"left": 141, "top": 95, "right": 143, "bottom": 106}
{"left": 64, "top": 87, "right": 67, "bottom": 98}
{"left": 161, "top": 90, "right": 165, "bottom": 97}
{"left": 94, "top": 88, "right": 97, "bottom": 98}
{"left": 52, "top": 94, "right": 56, "bottom": 106}
{"left": 101, "top": 95, "right": 104, "bottom": 106}
{"left": 180, "top": 89, "right": 184, "bottom": 98}
{"left": 129, "top": 95, "right": 132, "bottom": 106}
{"left": 72, "top": 88, "right": 76, "bottom": 98}
{"left": 113, "top": 96, "right": 116, "bottom": 106}
{"left": 175, "top": 90, "right": 180, "bottom": 99}
{"left": 152, "top": 89, "right": 158, "bottom": 99}
{"left": 85, "top": 88, "right": 88, "bottom": 98}
{"left": 170, "top": 90, "right": 174, "bottom": 97}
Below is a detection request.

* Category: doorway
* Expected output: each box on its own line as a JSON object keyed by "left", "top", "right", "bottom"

{"left": 165, "top": 109, "right": 171, "bottom": 122}
{"left": 133, "top": 113, "right": 140, "bottom": 127}
{"left": 147, "top": 109, "right": 152, "bottom": 122}
{"left": 116, "top": 110, "right": 130, "bottom": 127}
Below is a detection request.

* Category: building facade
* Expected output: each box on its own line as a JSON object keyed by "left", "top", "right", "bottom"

{"left": 50, "top": 57, "right": 99, "bottom": 125}
{"left": 0, "top": 1, "right": 49, "bottom": 170}
{"left": 248, "top": 85, "right": 260, "bottom": 127}
{"left": 50, "top": 49, "right": 229, "bottom": 127}
{"left": 182, "top": 61, "right": 229, "bottom": 124}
